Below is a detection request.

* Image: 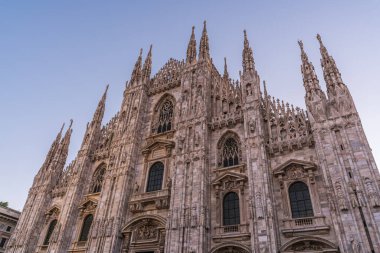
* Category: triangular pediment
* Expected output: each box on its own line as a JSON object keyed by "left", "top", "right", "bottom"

{"left": 45, "top": 205, "right": 60, "bottom": 216}
{"left": 142, "top": 139, "right": 175, "bottom": 154}
{"left": 78, "top": 196, "right": 98, "bottom": 210}
{"left": 273, "top": 159, "right": 316, "bottom": 176}
{"left": 212, "top": 172, "right": 247, "bottom": 185}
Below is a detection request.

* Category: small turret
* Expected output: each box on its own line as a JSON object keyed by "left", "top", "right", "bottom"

{"left": 186, "top": 26, "right": 197, "bottom": 64}
{"left": 199, "top": 21, "right": 210, "bottom": 61}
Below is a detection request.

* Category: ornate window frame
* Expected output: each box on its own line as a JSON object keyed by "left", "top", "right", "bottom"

{"left": 121, "top": 215, "right": 166, "bottom": 253}
{"left": 38, "top": 206, "right": 61, "bottom": 250}
{"left": 217, "top": 131, "right": 243, "bottom": 169}
{"left": 89, "top": 163, "right": 106, "bottom": 194}
{"left": 151, "top": 94, "right": 176, "bottom": 136}
{"left": 212, "top": 172, "right": 249, "bottom": 236}
{"left": 273, "top": 159, "right": 320, "bottom": 219}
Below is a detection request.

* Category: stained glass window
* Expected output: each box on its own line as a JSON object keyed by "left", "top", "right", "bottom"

{"left": 289, "top": 181, "right": 314, "bottom": 218}
{"left": 146, "top": 162, "right": 164, "bottom": 192}
{"left": 222, "top": 138, "right": 239, "bottom": 167}
{"left": 156, "top": 100, "right": 173, "bottom": 134}
{"left": 91, "top": 166, "right": 105, "bottom": 193}
{"left": 43, "top": 219, "right": 57, "bottom": 245}
{"left": 223, "top": 192, "right": 240, "bottom": 225}
{"left": 79, "top": 214, "right": 93, "bottom": 242}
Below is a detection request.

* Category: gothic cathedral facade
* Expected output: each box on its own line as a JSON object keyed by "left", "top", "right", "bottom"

{"left": 7, "top": 23, "right": 380, "bottom": 253}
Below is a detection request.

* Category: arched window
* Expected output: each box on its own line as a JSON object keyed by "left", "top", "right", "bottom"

{"left": 79, "top": 214, "right": 93, "bottom": 242}
{"left": 90, "top": 165, "right": 106, "bottom": 193}
{"left": 146, "top": 162, "right": 164, "bottom": 192}
{"left": 223, "top": 192, "right": 240, "bottom": 226}
{"left": 222, "top": 138, "right": 240, "bottom": 167}
{"left": 43, "top": 219, "right": 57, "bottom": 245}
{"left": 289, "top": 182, "right": 314, "bottom": 218}
{"left": 155, "top": 100, "right": 174, "bottom": 134}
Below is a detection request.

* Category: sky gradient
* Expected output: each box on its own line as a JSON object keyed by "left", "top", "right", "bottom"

{"left": 1, "top": 1, "right": 379, "bottom": 210}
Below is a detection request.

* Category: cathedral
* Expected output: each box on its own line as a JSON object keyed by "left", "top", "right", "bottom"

{"left": 6, "top": 22, "right": 380, "bottom": 253}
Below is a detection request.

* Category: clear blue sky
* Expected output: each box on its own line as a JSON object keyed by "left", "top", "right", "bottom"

{"left": 1, "top": 1, "right": 379, "bottom": 210}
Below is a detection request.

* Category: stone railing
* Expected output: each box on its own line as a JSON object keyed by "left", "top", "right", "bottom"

{"left": 214, "top": 224, "right": 249, "bottom": 235}
{"left": 129, "top": 189, "right": 170, "bottom": 213}
{"left": 282, "top": 216, "right": 330, "bottom": 236}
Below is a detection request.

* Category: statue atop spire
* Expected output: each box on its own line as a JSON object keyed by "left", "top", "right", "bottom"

{"left": 130, "top": 49, "right": 143, "bottom": 84}
{"left": 223, "top": 57, "right": 229, "bottom": 79}
{"left": 142, "top": 45, "right": 152, "bottom": 81}
{"left": 199, "top": 21, "right": 210, "bottom": 61}
{"left": 186, "top": 26, "right": 197, "bottom": 64}
{"left": 242, "top": 30, "right": 255, "bottom": 73}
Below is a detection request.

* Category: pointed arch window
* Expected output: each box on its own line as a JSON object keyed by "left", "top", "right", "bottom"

{"left": 289, "top": 181, "right": 314, "bottom": 218}
{"left": 79, "top": 214, "right": 93, "bottom": 242}
{"left": 146, "top": 162, "right": 164, "bottom": 192}
{"left": 222, "top": 138, "right": 240, "bottom": 167}
{"left": 43, "top": 219, "right": 57, "bottom": 245}
{"left": 223, "top": 192, "right": 240, "bottom": 225}
{"left": 155, "top": 100, "right": 174, "bottom": 134}
{"left": 90, "top": 165, "right": 106, "bottom": 193}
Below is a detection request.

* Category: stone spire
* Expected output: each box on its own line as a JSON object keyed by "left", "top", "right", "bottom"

{"left": 186, "top": 26, "right": 197, "bottom": 64}
{"left": 40, "top": 123, "right": 64, "bottom": 171}
{"left": 130, "top": 49, "right": 143, "bottom": 85}
{"left": 92, "top": 85, "right": 108, "bottom": 125}
{"left": 142, "top": 45, "right": 152, "bottom": 81}
{"left": 242, "top": 30, "right": 255, "bottom": 73}
{"left": 298, "top": 40, "right": 322, "bottom": 93}
{"left": 317, "top": 34, "right": 345, "bottom": 95}
{"left": 223, "top": 57, "right": 229, "bottom": 79}
{"left": 199, "top": 21, "right": 210, "bottom": 61}
{"left": 55, "top": 120, "right": 73, "bottom": 169}
{"left": 298, "top": 40, "right": 327, "bottom": 121}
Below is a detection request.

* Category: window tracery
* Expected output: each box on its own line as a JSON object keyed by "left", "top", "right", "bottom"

{"left": 222, "top": 138, "right": 240, "bottom": 167}
{"left": 153, "top": 99, "right": 174, "bottom": 134}
{"left": 90, "top": 165, "right": 106, "bottom": 193}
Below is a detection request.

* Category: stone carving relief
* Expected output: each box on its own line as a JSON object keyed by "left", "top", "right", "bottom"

{"left": 364, "top": 178, "right": 380, "bottom": 207}
{"left": 135, "top": 223, "right": 158, "bottom": 241}
{"left": 335, "top": 180, "right": 348, "bottom": 211}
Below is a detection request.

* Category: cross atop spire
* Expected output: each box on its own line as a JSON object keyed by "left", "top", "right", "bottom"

{"left": 186, "top": 26, "right": 197, "bottom": 64}
{"left": 223, "top": 57, "right": 229, "bottom": 79}
{"left": 242, "top": 30, "right": 255, "bottom": 73}
{"left": 130, "top": 49, "right": 143, "bottom": 84}
{"left": 142, "top": 45, "right": 152, "bottom": 81}
{"left": 199, "top": 21, "right": 210, "bottom": 61}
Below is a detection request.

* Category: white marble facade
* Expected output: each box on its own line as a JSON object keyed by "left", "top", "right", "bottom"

{"left": 6, "top": 23, "right": 380, "bottom": 253}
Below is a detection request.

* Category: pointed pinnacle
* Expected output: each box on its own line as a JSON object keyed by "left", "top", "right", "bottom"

{"left": 186, "top": 26, "right": 197, "bottom": 64}
{"left": 223, "top": 57, "right": 229, "bottom": 79}
{"left": 298, "top": 40, "right": 304, "bottom": 52}
{"left": 263, "top": 80, "right": 268, "bottom": 97}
